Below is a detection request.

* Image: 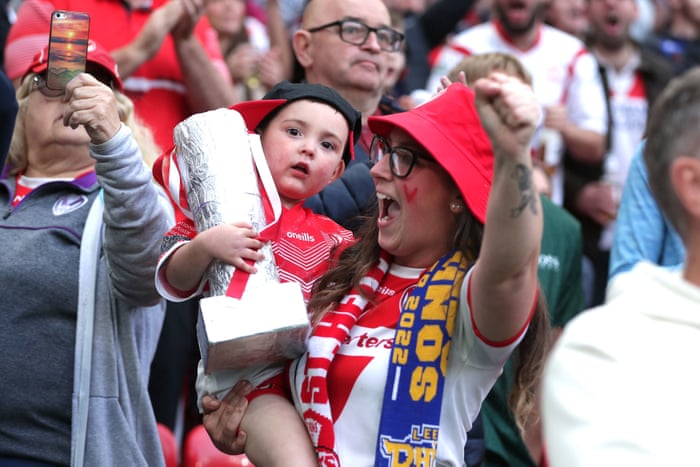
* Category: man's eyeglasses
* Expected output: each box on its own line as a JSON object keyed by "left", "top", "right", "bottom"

{"left": 369, "top": 134, "right": 434, "bottom": 178}
{"left": 307, "top": 19, "right": 405, "bottom": 53}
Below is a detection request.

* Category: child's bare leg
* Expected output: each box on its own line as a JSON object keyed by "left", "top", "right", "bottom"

{"left": 241, "top": 393, "right": 318, "bottom": 467}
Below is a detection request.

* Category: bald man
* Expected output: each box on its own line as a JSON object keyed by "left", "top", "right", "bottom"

{"left": 296, "top": 0, "right": 405, "bottom": 231}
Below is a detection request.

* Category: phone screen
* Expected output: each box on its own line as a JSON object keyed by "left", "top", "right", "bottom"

{"left": 46, "top": 10, "right": 90, "bottom": 91}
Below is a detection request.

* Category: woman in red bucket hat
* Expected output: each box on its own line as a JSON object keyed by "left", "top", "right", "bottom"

{"left": 202, "top": 74, "right": 548, "bottom": 467}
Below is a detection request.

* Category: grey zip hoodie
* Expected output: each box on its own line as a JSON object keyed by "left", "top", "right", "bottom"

{"left": 0, "top": 125, "right": 174, "bottom": 466}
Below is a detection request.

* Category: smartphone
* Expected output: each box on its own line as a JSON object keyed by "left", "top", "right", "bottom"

{"left": 46, "top": 10, "right": 90, "bottom": 91}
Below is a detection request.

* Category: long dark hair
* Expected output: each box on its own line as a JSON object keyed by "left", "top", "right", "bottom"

{"left": 510, "top": 284, "right": 551, "bottom": 435}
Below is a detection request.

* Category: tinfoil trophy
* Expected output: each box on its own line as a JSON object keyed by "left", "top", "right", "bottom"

{"left": 173, "top": 108, "right": 309, "bottom": 374}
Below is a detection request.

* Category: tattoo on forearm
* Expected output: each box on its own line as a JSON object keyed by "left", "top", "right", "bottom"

{"left": 510, "top": 163, "right": 538, "bottom": 218}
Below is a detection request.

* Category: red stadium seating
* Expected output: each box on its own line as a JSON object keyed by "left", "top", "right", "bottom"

{"left": 158, "top": 423, "right": 180, "bottom": 467}
{"left": 182, "top": 424, "right": 255, "bottom": 467}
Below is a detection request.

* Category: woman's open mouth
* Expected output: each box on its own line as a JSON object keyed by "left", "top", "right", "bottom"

{"left": 377, "top": 192, "right": 399, "bottom": 223}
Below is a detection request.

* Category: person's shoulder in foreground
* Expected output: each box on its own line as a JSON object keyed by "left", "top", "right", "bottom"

{"left": 543, "top": 261, "right": 700, "bottom": 466}
{"left": 543, "top": 65, "right": 700, "bottom": 467}
{"left": 0, "top": 68, "right": 17, "bottom": 168}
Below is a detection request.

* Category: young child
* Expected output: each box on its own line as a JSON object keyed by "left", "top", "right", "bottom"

{"left": 154, "top": 81, "right": 361, "bottom": 466}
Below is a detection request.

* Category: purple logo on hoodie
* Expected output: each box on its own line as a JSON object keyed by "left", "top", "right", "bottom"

{"left": 53, "top": 194, "right": 88, "bottom": 216}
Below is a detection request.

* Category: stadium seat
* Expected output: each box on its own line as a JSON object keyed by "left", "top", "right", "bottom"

{"left": 158, "top": 423, "right": 179, "bottom": 467}
{"left": 182, "top": 424, "right": 254, "bottom": 467}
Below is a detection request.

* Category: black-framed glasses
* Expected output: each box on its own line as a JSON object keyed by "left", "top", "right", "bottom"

{"left": 307, "top": 19, "right": 405, "bottom": 53}
{"left": 369, "top": 134, "right": 434, "bottom": 178}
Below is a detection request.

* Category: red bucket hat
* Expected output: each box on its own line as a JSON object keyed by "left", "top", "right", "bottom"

{"left": 368, "top": 83, "right": 493, "bottom": 224}
{"left": 24, "top": 39, "right": 124, "bottom": 92}
{"left": 231, "top": 80, "right": 361, "bottom": 165}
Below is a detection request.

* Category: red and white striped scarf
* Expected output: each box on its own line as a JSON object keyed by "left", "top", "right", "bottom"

{"left": 299, "top": 253, "right": 391, "bottom": 466}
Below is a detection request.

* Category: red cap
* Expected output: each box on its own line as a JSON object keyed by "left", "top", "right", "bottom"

{"left": 368, "top": 83, "right": 493, "bottom": 224}
{"left": 24, "top": 39, "right": 123, "bottom": 92}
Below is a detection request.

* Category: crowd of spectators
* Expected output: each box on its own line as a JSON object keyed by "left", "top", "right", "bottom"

{"left": 1, "top": 0, "right": 697, "bottom": 465}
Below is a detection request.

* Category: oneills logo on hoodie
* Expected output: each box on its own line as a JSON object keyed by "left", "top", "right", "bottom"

{"left": 286, "top": 231, "right": 315, "bottom": 242}
{"left": 53, "top": 194, "right": 89, "bottom": 216}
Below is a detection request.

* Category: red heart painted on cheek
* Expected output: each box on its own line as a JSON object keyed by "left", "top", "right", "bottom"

{"left": 403, "top": 183, "right": 418, "bottom": 203}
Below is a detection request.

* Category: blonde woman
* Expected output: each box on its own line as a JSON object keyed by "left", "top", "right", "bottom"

{"left": 0, "top": 42, "right": 173, "bottom": 467}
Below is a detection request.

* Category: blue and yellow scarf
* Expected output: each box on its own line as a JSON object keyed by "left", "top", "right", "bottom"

{"left": 299, "top": 250, "right": 468, "bottom": 466}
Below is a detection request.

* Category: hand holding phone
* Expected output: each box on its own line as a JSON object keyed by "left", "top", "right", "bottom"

{"left": 46, "top": 10, "right": 90, "bottom": 92}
